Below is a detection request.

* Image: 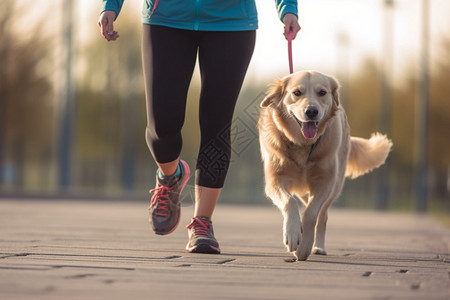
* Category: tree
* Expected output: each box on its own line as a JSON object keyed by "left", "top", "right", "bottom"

{"left": 0, "top": 0, "right": 53, "bottom": 188}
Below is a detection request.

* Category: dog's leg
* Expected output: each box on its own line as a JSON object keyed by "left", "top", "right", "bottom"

{"left": 295, "top": 199, "right": 321, "bottom": 261}
{"left": 298, "top": 180, "right": 343, "bottom": 260}
{"left": 312, "top": 206, "right": 329, "bottom": 255}
{"left": 312, "top": 178, "right": 345, "bottom": 256}
{"left": 282, "top": 196, "right": 302, "bottom": 253}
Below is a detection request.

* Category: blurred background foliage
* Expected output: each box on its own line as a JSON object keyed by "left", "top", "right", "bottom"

{"left": 0, "top": 0, "right": 449, "bottom": 213}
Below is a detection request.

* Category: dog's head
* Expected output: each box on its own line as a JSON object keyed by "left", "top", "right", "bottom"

{"left": 261, "top": 71, "right": 340, "bottom": 140}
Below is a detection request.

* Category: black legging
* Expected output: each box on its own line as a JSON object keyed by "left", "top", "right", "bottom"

{"left": 142, "top": 25, "right": 256, "bottom": 188}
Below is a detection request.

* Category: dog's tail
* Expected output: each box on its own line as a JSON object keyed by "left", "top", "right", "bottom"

{"left": 345, "top": 133, "right": 393, "bottom": 179}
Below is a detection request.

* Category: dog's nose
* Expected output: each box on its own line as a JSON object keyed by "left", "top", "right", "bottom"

{"left": 305, "top": 106, "right": 319, "bottom": 120}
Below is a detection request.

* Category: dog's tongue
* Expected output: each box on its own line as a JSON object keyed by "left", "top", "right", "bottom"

{"left": 301, "top": 122, "right": 318, "bottom": 139}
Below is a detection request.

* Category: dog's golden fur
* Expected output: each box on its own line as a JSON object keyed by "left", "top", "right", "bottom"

{"left": 258, "top": 71, "right": 392, "bottom": 261}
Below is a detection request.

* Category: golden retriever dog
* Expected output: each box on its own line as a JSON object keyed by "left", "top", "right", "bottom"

{"left": 258, "top": 71, "right": 392, "bottom": 261}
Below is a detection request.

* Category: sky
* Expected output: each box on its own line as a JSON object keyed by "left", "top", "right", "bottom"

{"left": 64, "top": 0, "right": 450, "bottom": 83}
{"left": 251, "top": 0, "right": 450, "bottom": 82}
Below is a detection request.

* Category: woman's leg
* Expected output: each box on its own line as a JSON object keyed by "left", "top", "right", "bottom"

{"left": 194, "top": 186, "right": 221, "bottom": 218}
{"left": 142, "top": 25, "right": 198, "bottom": 170}
{"left": 156, "top": 160, "right": 179, "bottom": 177}
{"left": 195, "top": 30, "right": 256, "bottom": 218}
{"left": 142, "top": 25, "right": 198, "bottom": 235}
{"left": 185, "top": 30, "right": 256, "bottom": 254}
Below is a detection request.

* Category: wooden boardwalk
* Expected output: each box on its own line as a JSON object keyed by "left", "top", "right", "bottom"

{"left": 0, "top": 199, "right": 449, "bottom": 299}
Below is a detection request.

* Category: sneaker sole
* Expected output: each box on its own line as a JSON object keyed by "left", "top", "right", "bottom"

{"left": 151, "top": 160, "right": 190, "bottom": 235}
{"left": 185, "top": 243, "right": 221, "bottom": 254}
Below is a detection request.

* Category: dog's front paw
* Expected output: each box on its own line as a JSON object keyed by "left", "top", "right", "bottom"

{"left": 284, "top": 229, "right": 301, "bottom": 252}
{"left": 311, "top": 247, "right": 327, "bottom": 255}
{"left": 283, "top": 219, "right": 302, "bottom": 252}
{"left": 295, "top": 242, "right": 314, "bottom": 261}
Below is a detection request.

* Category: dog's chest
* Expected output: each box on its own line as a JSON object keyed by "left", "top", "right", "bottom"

{"left": 283, "top": 141, "right": 316, "bottom": 167}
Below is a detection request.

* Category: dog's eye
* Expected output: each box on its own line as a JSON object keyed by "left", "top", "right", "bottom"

{"left": 293, "top": 90, "right": 302, "bottom": 97}
{"left": 318, "top": 90, "right": 327, "bottom": 96}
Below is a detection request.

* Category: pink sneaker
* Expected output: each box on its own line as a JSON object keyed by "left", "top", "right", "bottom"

{"left": 148, "top": 160, "right": 190, "bottom": 235}
{"left": 185, "top": 217, "right": 221, "bottom": 254}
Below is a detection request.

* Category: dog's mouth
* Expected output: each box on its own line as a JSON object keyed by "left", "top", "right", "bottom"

{"left": 301, "top": 121, "right": 319, "bottom": 139}
{"left": 292, "top": 113, "right": 319, "bottom": 139}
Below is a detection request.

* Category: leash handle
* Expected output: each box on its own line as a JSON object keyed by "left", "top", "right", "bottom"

{"left": 287, "top": 31, "right": 294, "bottom": 74}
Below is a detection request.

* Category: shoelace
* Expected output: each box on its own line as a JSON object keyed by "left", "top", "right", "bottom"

{"left": 149, "top": 184, "right": 173, "bottom": 216}
{"left": 186, "top": 217, "right": 210, "bottom": 237}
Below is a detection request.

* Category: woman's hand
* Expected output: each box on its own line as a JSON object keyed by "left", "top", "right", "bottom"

{"left": 98, "top": 10, "right": 119, "bottom": 42}
{"left": 282, "top": 13, "right": 301, "bottom": 40}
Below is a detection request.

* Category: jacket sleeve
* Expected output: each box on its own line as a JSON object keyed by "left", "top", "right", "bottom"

{"left": 100, "top": 0, "right": 125, "bottom": 20}
{"left": 275, "top": 0, "right": 298, "bottom": 21}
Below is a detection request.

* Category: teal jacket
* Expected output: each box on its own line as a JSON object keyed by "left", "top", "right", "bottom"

{"left": 101, "top": 0, "right": 298, "bottom": 31}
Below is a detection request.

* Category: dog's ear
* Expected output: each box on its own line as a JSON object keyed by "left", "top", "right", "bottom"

{"left": 260, "top": 77, "right": 290, "bottom": 108}
{"left": 329, "top": 76, "right": 340, "bottom": 107}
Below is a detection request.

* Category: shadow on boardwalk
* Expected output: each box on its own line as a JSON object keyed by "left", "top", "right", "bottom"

{"left": 0, "top": 199, "right": 448, "bottom": 299}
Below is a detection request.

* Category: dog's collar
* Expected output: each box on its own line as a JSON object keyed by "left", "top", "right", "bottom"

{"left": 308, "top": 136, "right": 322, "bottom": 160}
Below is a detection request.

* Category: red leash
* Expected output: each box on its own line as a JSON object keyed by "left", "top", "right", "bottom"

{"left": 149, "top": 0, "right": 159, "bottom": 17}
{"left": 287, "top": 31, "right": 294, "bottom": 74}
